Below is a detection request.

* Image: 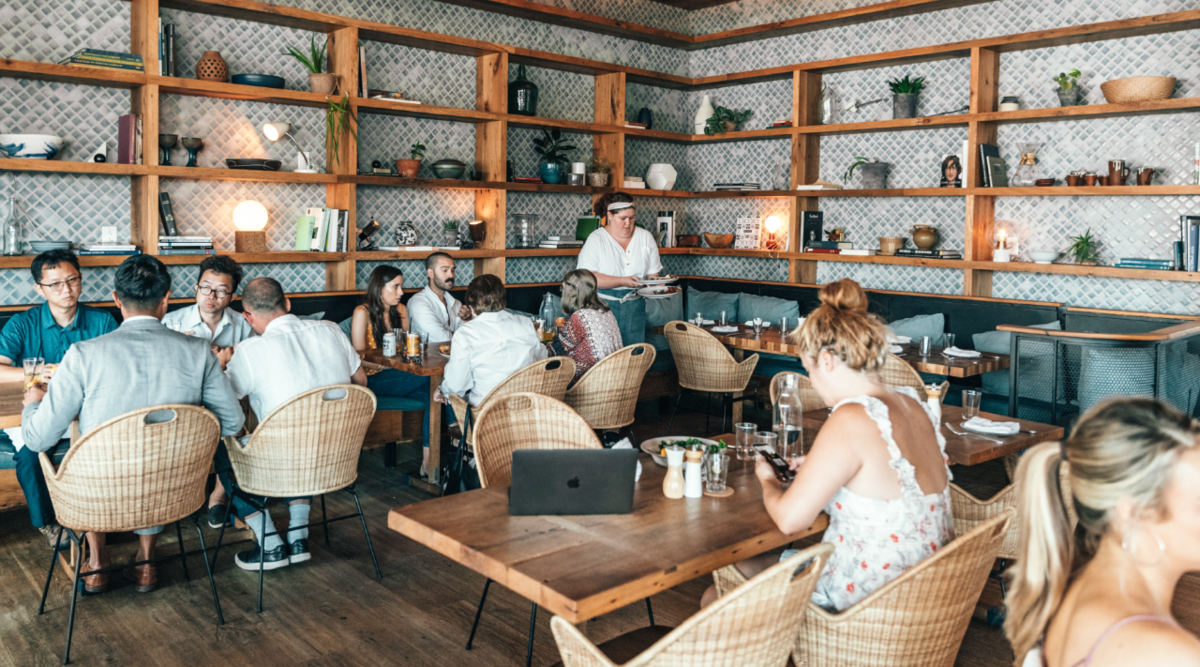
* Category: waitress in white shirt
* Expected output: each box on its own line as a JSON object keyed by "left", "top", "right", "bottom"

{"left": 576, "top": 193, "right": 661, "bottom": 345}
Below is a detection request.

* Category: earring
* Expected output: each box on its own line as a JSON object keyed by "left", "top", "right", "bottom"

{"left": 1122, "top": 527, "right": 1166, "bottom": 567}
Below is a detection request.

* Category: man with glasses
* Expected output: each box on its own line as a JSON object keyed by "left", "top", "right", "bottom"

{"left": 0, "top": 250, "right": 117, "bottom": 548}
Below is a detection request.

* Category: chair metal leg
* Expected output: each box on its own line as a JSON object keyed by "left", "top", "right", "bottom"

{"left": 321, "top": 495, "right": 330, "bottom": 547}
{"left": 192, "top": 515, "right": 224, "bottom": 626}
{"left": 175, "top": 521, "right": 190, "bottom": 582}
{"left": 209, "top": 497, "right": 233, "bottom": 572}
{"left": 525, "top": 602, "right": 538, "bottom": 667}
{"left": 39, "top": 527, "right": 64, "bottom": 615}
{"left": 704, "top": 392, "right": 712, "bottom": 434}
{"left": 349, "top": 488, "right": 382, "bottom": 579}
{"left": 645, "top": 597, "right": 655, "bottom": 625}
{"left": 665, "top": 392, "right": 684, "bottom": 435}
{"left": 62, "top": 530, "right": 84, "bottom": 665}
{"left": 464, "top": 579, "right": 492, "bottom": 650}
{"left": 257, "top": 511, "right": 267, "bottom": 614}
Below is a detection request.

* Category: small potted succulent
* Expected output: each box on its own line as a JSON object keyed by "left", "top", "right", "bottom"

{"left": 845, "top": 156, "right": 891, "bottom": 189}
{"left": 1053, "top": 69, "right": 1083, "bottom": 106}
{"left": 587, "top": 157, "right": 612, "bottom": 187}
{"left": 533, "top": 128, "right": 576, "bottom": 185}
{"left": 396, "top": 142, "right": 425, "bottom": 178}
{"left": 888, "top": 75, "right": 925, "bottom": 119}
{"left": 1063, "top": 228, "right": 1098, "bottom": 265}
{"left": 443, "top": 220, "right": 460, "bottom": 246}
{"left": 703, "top": 107, "right": 753, "bottom": 135}
{"left": 285, "top": 36, "right": 338, "bottom": 95}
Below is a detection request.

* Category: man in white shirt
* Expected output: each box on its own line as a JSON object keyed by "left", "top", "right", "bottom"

{"left": 407, "top": 252, "right": 466, "bottom": 342}
{"left": 217, "top": 277, "right": 367, "bottom": 572}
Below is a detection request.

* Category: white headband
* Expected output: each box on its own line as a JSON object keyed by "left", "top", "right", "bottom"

{"left": 607, "top": 201, "right": 634, "bottom": 212}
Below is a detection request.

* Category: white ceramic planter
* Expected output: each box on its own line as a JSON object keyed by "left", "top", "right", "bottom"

{"left": 694, "top": 95, "right": 714, "bottom": 134}
{"left": 646, "top": 163, "right": 678, "bottom": 190}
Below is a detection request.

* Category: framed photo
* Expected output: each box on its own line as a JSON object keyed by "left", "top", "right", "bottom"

{"left": 939, "top": 154, "right": 963, "bottom": 188}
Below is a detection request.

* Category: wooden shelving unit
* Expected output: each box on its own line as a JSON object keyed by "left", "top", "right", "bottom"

{"left": 2, "top": 1, "right": 1198, "bottom": 295}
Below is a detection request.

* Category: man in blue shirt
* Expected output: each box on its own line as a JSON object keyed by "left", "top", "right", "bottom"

{"left": 0, "top": 250, "right": 117, "bottom": 547}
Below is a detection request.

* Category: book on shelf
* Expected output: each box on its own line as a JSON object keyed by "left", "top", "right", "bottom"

{"left": 158, "top": 248, "right": 216, "bottom": 255}
{"left": 58, "top": 50, "right": 144, "bottom": 70}
{"left": 157, "top": 18, "right": 163, "bottom": 75}
{"left": 159, "top": 235, "right": 213, "bottom": 242}
{"left": 358, "top": 46, "right": 367, "bottom": 98}
{"left": 896, "top": 248, "right": 963, "bottom": 258}
{"left": 117, "top": 114, "right": 138, "bottom": 164}
{"left": 157, "top": 192, "right": 179, "bottom": 236}
{"left": 404, "top": 246, "right": 436, "bottom": 251}
{"left": 803, "top": 247, "right": 841, "bottom": 254}
{"left": 1180, "top": 216, "right": 1200, "bottom": 271}
{"left": 64, "top": 60, "right": 144, "bottom": 72}
{"left": 986, "top": 156, "right": 1008, "bottom": 188}
{"left": 623, "top": 181, "right": 646, "bottom": 189}
{"left": 80, "top": 243, "right": 139, "bottom": 256}
{"left": 978, "top": 144, "right": 1000, "bottom": 187}
{"left": 624, "top": 122, "right": 648, "bottom": 129}
{"left": 800, "top": 211, "right": 823, "bottom": 248}
{"left": 807, "top": 240, "right": 853, "bottom": 249}
{"left": 840, "top": 249, "right": 877, "bottom": 256}
{"left": 1114, "top": 259, "right": 1173, "bottom": 270}
{"left": 59, "top": 49, "right": 142, "bottom": 63}
{"left": 795, "top": 180, "right": 843, "bottom": 190}
{"left": 158, "top": 242, "right": 214, "bottom": 248}
{"left": 368, "top": 96, "right": 421, "bottom": 104}
{"left": 539, "top": 241, "right": 584, "bottom": 248}
{"left": 79, "top": 249, "right": 141, "bottom": 256}
{"left": 294, "top": 215, "right": 315, "bottom": 251}
{"left": 514, "top": 176, "right": 542, "bottom": 183}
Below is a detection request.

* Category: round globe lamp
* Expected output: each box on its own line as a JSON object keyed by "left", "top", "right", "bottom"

{"left": 763, "top": 215, "right": 783, "bottom": 250}
{"left": 233, "top": 200, "right": 268, "bottom": 253}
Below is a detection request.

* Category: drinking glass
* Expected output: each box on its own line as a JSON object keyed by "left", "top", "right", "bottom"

{"left": 719, "top": 310, "right": 727, "bottom": 327}
{"left": 755, "top": 431, "right": 778, "bottom": 458}
{"left": 919, "top": 335, "right": 932, "bottom": 355}
{"left": 23, "top": 357, "right": 43, "bottom": 384}
{"left": 734, "top": 422, "right": 756, "bottom": 461}
{"left": 776, "top": 424, "right": 804, "bottom": 462}
{"left": 695, "top": 312, "right": 704, "bottom": 325}
{"left": 962, "top": 389, "right": 982, "bottom": 419}
{"left": 942, "top": 333, "right": 956, "bottom": 350}
{"left": 419, "top": 331, "right": 429, "bottom": 351}
{"left": 703, "top": 451, "right": 729, "bottom": 493}
{"left": 752, "top": 319, "right": 764, "bottom": 336}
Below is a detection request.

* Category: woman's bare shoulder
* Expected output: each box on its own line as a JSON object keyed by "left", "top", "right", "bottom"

{"left": 1090, "top": 620, "right": 1200, "bottom": 667}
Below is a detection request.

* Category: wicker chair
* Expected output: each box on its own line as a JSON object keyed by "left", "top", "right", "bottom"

{"left": 880, "top": 353, "right": 929, "bottom": 401}
{"left": 712, "top": 509, "right": 1013, "bottom": 667}
{"left": 551, "top": 543, "right": 834, "bottom": 667}
{"left": 565, "top": 343, "right": 656, "bottom": 438}
{"left": 664, "top": 321, "right": 759, "bottom": 435}
{"left": 769, "top": 371, "right": 825, "bottom": 411}
{"left": 465, "top": 392, "right": 609, "bottom": 667}
{"left": 448, "top": 356, "right": 577, "bottom": 448}
{"left": 212, "top": 384, "right": 380, "bottom": 613}
{"left": 37, "top": 405, "right": 224, "bottom": 664}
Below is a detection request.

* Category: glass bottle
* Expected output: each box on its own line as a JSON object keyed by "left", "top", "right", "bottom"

{"left": 772, "top": 373, "right": 805, "bottom": 462}
{"left": 1013, "top": 142, "right": 1041, "bottom": 187}
{"left": 538, "top": 293, "right": 557, "bottom": 341}
{"left": 2, "top": 197, "right": 22, "bottom": 256}
{"left": 508, "top": 65, "right": 538, "bottom": 116}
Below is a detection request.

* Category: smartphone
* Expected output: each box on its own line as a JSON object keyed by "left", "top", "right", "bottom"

{"left": 753, "top": 444, "right": 794, "bottom": 482}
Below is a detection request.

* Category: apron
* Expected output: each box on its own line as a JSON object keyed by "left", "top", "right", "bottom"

{"left": 599, "top": 288, "right": 646, "bottom": 346}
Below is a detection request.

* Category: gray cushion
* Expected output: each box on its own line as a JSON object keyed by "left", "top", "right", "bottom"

{"left": 299, "top": 311, "right": 325, "bottom": 321}
{"left": 685, "top": 287, "right": 739, "bottom": 322}
{"left": 644, "top": 291, "right": 684, "bottom": 351}
{"left": 973, "top": 321, "right": 1061, "bottom": 397}
{"left": 888, "top": 313, "right": 945, "bottom": 344}
{"left": 739, "top": 293, "right": 800, "bottom": 327}
{"left": 338, "top": 316, "right": 353, "bottom": 339}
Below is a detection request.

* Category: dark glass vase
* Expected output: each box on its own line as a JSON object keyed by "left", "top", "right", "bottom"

{"left": 508, "top": 65, "right": 538, "bottom": 116}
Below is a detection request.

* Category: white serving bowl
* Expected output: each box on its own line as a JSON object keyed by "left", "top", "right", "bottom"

{"left": 0, "top": 134, "right": 65, "bottom": 159}
{"left": 1029, "top": 251, "right": 1058, "bottom": 264}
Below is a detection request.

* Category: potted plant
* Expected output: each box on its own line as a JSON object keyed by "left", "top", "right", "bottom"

{"left": 888, "top": 75, "right": 925, "bottom": 119}
{"left": 443, "top": 220, "right": 460, "bottom": 246}
{"left": 324, "top": 96, "right": 358, "bottom": 168}
{"left": 396, "top": 142, "right": 425, "bottom": 178}
{"left": 285, "top": 36, "right": 338, "bottom": 95}
{"left": 1063, "top": 228, "right": 1098, "bottom": 265}
{"left": 1053, "top": 68, "right": 1083, "bottom": 106}
{"left": 587, "top": 157, "right": 612, "bottom": 187}
{"left": 532, "top": 128, "right": 576, "bottom": 185}
{"left": 844, "top": 156, "right": 890, "bottom": 189}
{"left": 703, "top": 107, "right": 753, "bottom": 135}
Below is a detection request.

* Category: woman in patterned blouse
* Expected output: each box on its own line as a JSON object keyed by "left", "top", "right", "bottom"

{"left": 551, "top": 269, "right": 623, "bottom": 387}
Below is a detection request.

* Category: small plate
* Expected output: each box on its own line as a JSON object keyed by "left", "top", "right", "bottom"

{"left": 638, "top": 277, "right": 678, "bottom": 286}
{"left": 640, "top": 436, "right": 720, "bottom": 467}
{"left": 225, "top": 158, "right": 282, "bottom": 171}
{"left": 637, "top": 285, "right": 681, "bottom": 299}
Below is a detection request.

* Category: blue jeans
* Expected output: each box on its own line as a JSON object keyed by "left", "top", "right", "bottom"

{"left": 599, "top": 290, "right": 645, "bottom": 346}
{"left": 0, "top": 431, "right": 69, "bottom": 528}
{"left": 368, "top": 369, "right": 432, "bottom": 448}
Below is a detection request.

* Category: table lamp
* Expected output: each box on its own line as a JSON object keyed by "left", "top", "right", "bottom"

{"left": 261, "top": 121, "right": 316, "bottom": 173}
{"left": 468, "top": 219, "right": 487, "bottom": 243}
{"left": 233, "top": 200, "right": 268, "bottom": 253}
{"left": 763, "top": 215, "right": 783, "bottom": 250}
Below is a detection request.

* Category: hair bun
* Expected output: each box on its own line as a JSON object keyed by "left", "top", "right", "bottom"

{"left": 819, "top": 279, "right": 869, "bottom": 313}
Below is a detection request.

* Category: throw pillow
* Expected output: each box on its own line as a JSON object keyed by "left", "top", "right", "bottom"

{"left": 888, "top": 313, "right": 945, "bottom": 344}
{"left": 739, "top": 293, "right": 800, "bottom": 327}
{"left": 685, "top": 287, "right": 739, "bottom": 322}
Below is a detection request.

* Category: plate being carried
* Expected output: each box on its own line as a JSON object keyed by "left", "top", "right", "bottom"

{"left": 638, "top": 277, "right": 678, "bottom": 286}
{"left": 637, "top": 285, "right": 681, "bottom": 299}
{"left": 640, "top": 436, "right": 720, "bottom": 467}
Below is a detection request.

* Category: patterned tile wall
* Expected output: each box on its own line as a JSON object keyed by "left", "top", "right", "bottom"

{"left": 817, "top": 262, "right": 963, "bottom": 295}
{"left": 820, "top": 197, "right": 968, "bottom": 251}
{"left": 821, "top": 127, "right": 969, "bottom": 189}
{"left": 356, "top": 258, "right": 474, "bottom": 289}
{"left": 690, "top": 255, "right": 788, "bottom": 282}
{"left": 685, "top": 198, "right": 790, "bottom": 235}
{"left": 356, "top": 186, "right": 476, "bottom": 246}
{"left": 508, "top": 256, "right": 577, "bottom": 284}
{"left": 161, "top": 10, "right": 322, "bottom": 90}
{"left": 626, "top": 141, "right": 689, "bottom": 189}
{"left": 506, "top": 192, "right": 592, "bottom": 247}
{"left": 159, "top": 180, "right": 327, "bottom": 251}
{"left": 0, "top": 80, "right": 129, "bottom": 163}
{"left": 0, "top": 172, "right": 131, "bottom": 247}
{"left": 357, "top": 114, "right": 476, "bottom": 177}
{"left": 822, "top": 59, "right": 970, "bottom": 126}
{"left": 520, "top": 0, "right": 689, "bottom": 33}
{"left": 508, "top": 65, "right": 594, "bottom": 124}
{"left": 625, "top": 84, "right": 692, "bottom": 134}
{"left": 660, "top": 254, "right": 693, "bottom": 277}
{"left": 0, "top": 265, "right": 119, "bottom": 307}
{"left": 160, "top": 95, "right": 329, "bottom": 169}
{"left": 992, "top": 272, "right": 1200, "bottom": 316}
{"left": 0, "top": 0, "right": 127, "bottom": 63}
{"left": 163, "top": 262, "right": 325, "bottom": 296}
{"left": 364, "top": 41, "right": 476, "bottom": 110}
{"left": 687, "top": 140, "right": 792, "bottom": 192}
{"left": 507, "top": 127, "right": 593, "bottom": 180}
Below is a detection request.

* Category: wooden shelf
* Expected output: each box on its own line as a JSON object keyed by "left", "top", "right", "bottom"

{"left": 796, "top": 115, "right": 970, "bottom": 135}
{"left": 796, "top": 187, "right": 965, "bottom": 197}
{"left": 504, "top": 114, "right": 617, "bottom": 136}
{"left": 155, "top": 167, "right": 337, "bottom": 183}
{"left": 976, "top": 96, "right": 1200, "bottom": 124}
{"left": 977, "top": 261, "right": 1200, "bottom": 283}
{"left": 354, "top": 98, "right": 497, "bottom": 123}
{"left": 154, "top": 76, "right": 332, "bottom": 108}
{"left": 155, "top": 251, "right": 349, "bottom": 264}
{"left": 796, "top": 253, "right": 970, "bottom": 268}
{"left": 0, "top": 58, "right": 146, "bottom": 88}
{"left": 0, "top": 159, "right": 150, "bottom": 176}
{"left": 966, "top": 185, "right": 1200, "bottom": 196}
{"left": 0, "top": 254, "right": 132, "bottom": 269}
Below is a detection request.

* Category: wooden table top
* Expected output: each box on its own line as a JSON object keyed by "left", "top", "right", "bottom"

{"left": 363, "top": 346, "right": 450, "bottom": 377}
{"left": 0, "top": 382, "right": 23, "bottom": 429}
{"left": 803, "top": 404, "right": 1063, "bottom": 466}
{"left": 389, "top": 444, "right": 828, "bottom": 624}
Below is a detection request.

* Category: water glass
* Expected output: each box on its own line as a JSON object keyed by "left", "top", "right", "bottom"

{"left": 695, "top": 312, "right": 704, "bottom": 325}
{"left": 919, "top": 335, "right": 932, "bottom": 355}
{"left": 703, "top": 451, "right": 729, "bottom": 493}
{"left": 962, "top": 389, "right": 982, "bottom": 419}
{"left": 23, "top": 357, "right": 44, "bottom": 382}
{"left": 943, "top": 333, "right": 956, "bottom": 350}
{"left": 777, "top": 425, "right": 804, "bottom": 462}
{"left": 734, "top": 422, "right": 756, "bottom": 461}
{"left": 752, "top": 319, "right": 764, "bottom": 336}
{"left": 719, "top": 310, "right": 727, "bottom": 327}
{"left": 755, "top": 431, "right": 778, "bottom": 458}
{"left": 419, "top": 331, "right": 429, "bottom": 351}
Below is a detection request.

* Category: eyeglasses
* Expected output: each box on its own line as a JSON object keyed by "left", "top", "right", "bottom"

{"left": 37, "top": 276, "right": 81, "bottom": 292}
{"left": 197, "top": 285, "right": 232, "bottom": 298}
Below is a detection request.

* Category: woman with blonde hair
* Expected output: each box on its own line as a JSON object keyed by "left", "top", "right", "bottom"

{"left": 703, "top": 278, "right": 953, "bottom": 611}
{"left": 1005, "top": 398, "right": 1200, "bottom": 667}
{"left": 551, "top": 268, "right": 622, "bottom": 386}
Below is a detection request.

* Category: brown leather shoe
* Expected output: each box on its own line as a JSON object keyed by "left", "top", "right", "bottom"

{"left": 80, "top": 561, "right": 109, "bottom": 594}
{"left": 123, "top": 563, "right": 158, "bottom": 593}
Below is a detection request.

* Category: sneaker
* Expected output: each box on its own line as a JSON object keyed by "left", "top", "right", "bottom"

{"left": 289, "top": 538, "right": 311, "bottom": 564}
{"left": 39, "top": 524, "right": 70, "bottom": 551}
{"left": 207, "top": 505, "right": 229, "bottom": 530}
{"left": 234, "top": 544, "right": 290, "bottom": 571}
{"left": 601, "top": 431, "right": 623, "bottom": 448}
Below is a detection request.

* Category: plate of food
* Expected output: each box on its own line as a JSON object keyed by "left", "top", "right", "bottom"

{"left": 437, "top": 343, "right": 451, "bottom": 357}
{"left": 640, "top": 436, "right": 720, "bottom": 467}
{"left": 638, "top": 276, "right": 678, "bottom": 286}
{"left": 637, "top": 285, "right": 681, "bottom": 299}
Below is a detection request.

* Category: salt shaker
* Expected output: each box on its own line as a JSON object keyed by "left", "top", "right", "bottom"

{"left": 663, "top": 447, "right": 685, "bottom": 499}
{"left": 683, "top": 448, "right": 704, "bottom": 498}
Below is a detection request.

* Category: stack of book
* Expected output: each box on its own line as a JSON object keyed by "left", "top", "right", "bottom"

{"left": 1177, "top": 214, "right": 1200, "bottom": 271}
{"left": 804, "top": 241, "right": 852, "bottom": 254}
{"left": 624, "top": 121, "right": 649, "bottom": 130}
{"left": 79, "top": 243, "right": 139, "bottom": 256}
{"left": 624, "top": 176, "right": 646, "bottom": 189}
{"left": 117, "top": 114, "right": 143, "bottom": 165}
{"left": 1114, "top": 258, "right": 1174, "bottom": 271}
{"left": 714, "top": 182, "right": 760, "bottom": 191}
{"left": 539, "top": 236, "right": 584, "bottom": 249}
{"left": 514, "top": 176, "right": 543, "bottom": 184}
{"left": 897, "top": 248, "right": 963, "bottom": 259}
{"left": 295, "top": 208, "right": 351, "bottom": 252}
{"left": 157, "top": 22, "right": 176, "bottom": 76}
{"left": 978, "top": 143, "right": 1009, "bottom": 188}
{"left": 770, "top": 118, "right": 793, "bottom": 128}
{"left": 58, "top": 49, "right": 143, "bottom": 72}
{"left": 159, "top": 236, "right": 214, "bottom": 255}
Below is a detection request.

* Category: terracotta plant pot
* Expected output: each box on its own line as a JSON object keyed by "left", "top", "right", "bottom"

{"left": 703, "top": 232, "right": 734, "bottom": 249}
{"left": 677, "top": 235, "right": 700, "bottom": 247}
{"left": 196, "top": 51, "right": 228, "bottom": 82}
{"left": 395, "top": 159, "right": 422, "bottom": 178}
{"left": 722, "top": 120, "right": 737, "bottom": 133}
{"left": 309, "top": 72, "right": 338, "bottom": 95}
{"left": 586, "top": 172, "right": 609, "bottom": 187}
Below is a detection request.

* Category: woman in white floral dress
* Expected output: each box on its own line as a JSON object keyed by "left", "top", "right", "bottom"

{"left": 703, "top": 278, "right": 954, "bottom": 612}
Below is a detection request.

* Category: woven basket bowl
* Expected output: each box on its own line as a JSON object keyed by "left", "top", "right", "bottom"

{"left": 1100, "top": 76, "right": 1175, "bottom": 104}
{"left": 704, "top": 232, "right": 734, "bottom": 249}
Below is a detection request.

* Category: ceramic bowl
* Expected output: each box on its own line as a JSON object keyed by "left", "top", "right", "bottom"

{"left": 230, "top": 74, "right": 285, "bottom": 89}
{"left": 0, "top": 134, "right": 64, "bottom": 159}
{"left": 431, "top": 159, "right": 466, "bottom": 179}
{"left": 1029, "top": 251, "right": 1058, "bottom": 264}
{"left": 704, "top": 232, "right": 734, "bottom": 249}
{"left": 677, "top": 234, "right": 700, "bottom": 247}
{"left": 1035, "top": 178, "right": 1057, "bottom": 187}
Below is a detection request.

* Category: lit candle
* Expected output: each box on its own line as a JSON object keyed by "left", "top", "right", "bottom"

{"left": 997, "top": 229, "right": 1007, "bottom": 249}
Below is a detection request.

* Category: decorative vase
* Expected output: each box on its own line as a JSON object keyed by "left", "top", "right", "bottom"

{"left": 1056, "top": 87, "right": 1082, "bottom": 107}
{"left": 694, "top": 94, "right": 714, "bottom": 134}
{"left": 860, "top": 161, "right": 890, "bottom": 189}
{"left": 637, "top": 107, "right": 653, "bottom": 130}
{"left": 538, "top": 160, "right": 565, "bottom": 184}
{"left": 196, "top": 51, "right": 228, "bottom": 82}
{"left": 892, "top": 93, "right": 919, "bottom": 119}
{"left": 586, "top": 172, "right": 608, "bottom": 187}
{"left": 443, "top": 229, "right": 460, "bottom": 246}
{"left": 910, "top": 225, "right": 938, "bottom": 250}
{"left": 508, "top": 64, "right": 538, "bottom": 116}
{"left": 395, "top": 159, "right": 421, "bottom": 178}
{"left": 394, "top": 220, "right": 418, "bottom": 246}
{"left": 645, "top": 163, "right": 677, "bottom": 190}
{"left": 309, "top": 72, "right": 338, "bottom": 95}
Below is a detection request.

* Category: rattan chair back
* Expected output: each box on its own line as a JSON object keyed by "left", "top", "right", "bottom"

{"left": 566, "top": 343, "right": 656, "bottom": 430}
{"left": 880, "top": 353, "right": 928, "bottom": 401}
{"left": 227, "top": 384, "right": 376, "bottom": 498}
{"left": 665, "top": 321, "right": 758, "bottom": 393}
{"left": 473, "top": 392, "right": 602, "bottom": 488}
{"left": 482, "top": 356, "right": 576, "bottom": 405}
{"left": 769, "top": 371, "right": 825, "bottom": 410}
{"left": 39, "top": 405, "right": 221, "bottom": 533}
{"left": 792, "top": 509, "right": 1014, "bottom": 667}
{"left": 949, "top": 483, "right": 1020, "bottom": 560}
{"left": 551, "top": 543, "right": 834, "bottom": 667}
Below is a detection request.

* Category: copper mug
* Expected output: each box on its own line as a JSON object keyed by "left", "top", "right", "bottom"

{"left": 1136, "top": 167, "right": 1154, "bottom": 186}
{"left": 1084, "top": 173, "right": 1099, "bottom": 186}
{"left": 1066, "top": 174, "right": 1081, "bottom": 186}
{"left": 1108, "top": 160, "right": 1130, "bottom": 186}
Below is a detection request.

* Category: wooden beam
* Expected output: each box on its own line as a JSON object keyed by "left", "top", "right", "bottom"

{"left": 129, "top": 0, "right": 161, "bottom": 256}
{"left": 475, "top": 51, "right": 508, "bottom": 282}
{"left": 963, "top": 47, "right": 1000, "bottom": 297}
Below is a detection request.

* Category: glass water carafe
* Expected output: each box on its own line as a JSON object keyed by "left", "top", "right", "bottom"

{"left": 2, "top": 197, "right": 22, "bottom": 256}
{"left": 1013, "top": 142, "right": 1041, "bottom": 187}
{"left": 772, "top": 373, "right": 805, "bottom": 462}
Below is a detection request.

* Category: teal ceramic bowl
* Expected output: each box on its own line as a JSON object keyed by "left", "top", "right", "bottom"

{"left": 431, "top": 159, "right": 466, "bottom": 179}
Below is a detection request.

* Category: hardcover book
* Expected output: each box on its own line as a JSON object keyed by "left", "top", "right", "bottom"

{"left": 800, "top": 211, "right": 823, "bottom": 248}
{"left": 158, "top": 192, "right": 179, "bottom": 236}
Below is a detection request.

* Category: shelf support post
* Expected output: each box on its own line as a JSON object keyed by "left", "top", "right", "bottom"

{"left": 129, "top": 0, "right": 161, "bottom": 255}
{"left": 789, "top": 70, "right": 822, "bottom": 284}
{"left": 964, "top": 47, "right": 1000, "bottom": 297}
{"left": 323, "top": 26, "right": 360, "bottom": 290}
{"left": 475, "top": 51, "right": 509, "bottom": 281}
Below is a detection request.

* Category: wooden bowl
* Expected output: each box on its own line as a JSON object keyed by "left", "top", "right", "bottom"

{"left": 1035, "top": 178, "right": 1057, "bottom": 187}
{"left": 1100, "top": 76, "right": 1176, "bottom": 104}
{"left": 704, "top": 232, "right": 734, "bottom": 249}
{"left": 677, "top": 234, "right": 700, "bottom": 247}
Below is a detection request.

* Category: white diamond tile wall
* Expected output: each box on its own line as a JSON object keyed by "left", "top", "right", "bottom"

{"left": 364, "top": 41, "right": 476, "bottom": 110}
{"left": 357, "top": 115, "right": 476, "bottom": 177}
{"left": 821, "top": 127, "right": 969, "bottom": 189}
{"left": 627, "top": 141, "right": 689, "bottom": 189}
{"left": 508, "top": 128, "right": 594, "bottom": 179}
{"left": 507, "top": 192, "right": 592, "bottom": 247}
{"left": 686, "top": 198, "right": 789, "bottom": 235}
{"left": 0, "top": 0, "right": 127, "bottom": 63}
{"left": 508, "top": 256, "right": 577, "bottom": 284}
{"left": 688, "top": 140, "right": 792, "bottom": 192}
{"left": 0, "top": 265, "right": 120, "bottom": 307}
{"left": 515, "top": 0, "right": 689, "bottom": 33}
{"left": 822, "top": 59, "right": 970, "bottom": 126}
{"left": 160, "top": 95, "right": 328, "bottom": 170}
{"left": 159, "top": 180, "right": 327, "bottom": 251}
{"left": 1, "top": 171, "right": 131, "bottom": 245}
{"left": 992, "top": 272, "right": 1200, "bottom": 316}
{"left": 0, "top": 80, "right": 129, "bottom": 163}
{"left": 818, "top": 262, "right": 962, "bottom": 296}
{"left": 356, "top": 258, "right": 474, "bottom": 289}
{"left": 626, "top": 84, "right": 692, "bottom": 134}
{"left": 239, "top": 262, "right": 326, "bottom": 293}
{"left": 690, "top": 255, "right": 787, "bottom": 282}
{"left": 508, "top": 65, "right": 595, "bottom": 124}
{"left": 661, "top": 254, "right": 693, "bottom": 277}
{"left": 821, "top": 197, "right": 967, "bottom": 250}
{"left": 357, "top": 187, "right": 475, "bottom": 247}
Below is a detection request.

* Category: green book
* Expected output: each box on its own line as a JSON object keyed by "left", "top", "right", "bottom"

{"left": 294, "top": 215, "right": 315, "bottom": 251}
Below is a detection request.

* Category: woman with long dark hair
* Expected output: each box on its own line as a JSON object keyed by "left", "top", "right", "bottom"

{"left": 351, "top": 265, "right": 432, "bottom": 473}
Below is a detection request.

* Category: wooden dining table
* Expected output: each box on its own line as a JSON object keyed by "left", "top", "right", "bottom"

{"left": 364, "top": 346, "right": 450, "bottom": 494}
{"left": 389, "top": 433, "right": 828, "bottom": 625}
{"left": 0, "top": 381, "right": 23, "bottom": 429}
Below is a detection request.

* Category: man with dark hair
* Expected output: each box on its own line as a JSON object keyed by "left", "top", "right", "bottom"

{"left": 217, "top": 277, "right": 366, "bottom": 571}
{"left": 21, "top": 255, "right": 243, "bottom": 594}
{"left": 161, "top": 255, "right": 252, "bottom": 349}
{"left": 407, "top": 252, "right": 467, "bottom": 342}
{"left": 0, "top": 250, "right": 117, "bottom": 548}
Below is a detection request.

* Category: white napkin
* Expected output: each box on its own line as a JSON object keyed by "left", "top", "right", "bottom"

{"left": 962, "top": 416, "right": 1019, "bottom": 435}
{"left": 744, "top": 320, "right": 772, "bottom": 328}
{"left": 611, "top": 438, "right": 643, "bottom": 481}
{"left": 3, "top": 427, "right": 23, "bottom": 452}
{"left": 889, "top": 345, "right": 903, "bottom": 354}
{"left": 943, "top": 346, "right": 982, "bottom": 358}
{"left": 712, "top": 325, "right": 739, "bottom": 333}
{"left": 889, "top": 334, "right": 912, "bottom": 344}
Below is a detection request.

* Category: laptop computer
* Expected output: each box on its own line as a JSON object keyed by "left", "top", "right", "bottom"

{"left": 508, "top": 449, "right": 639, "bottom": 516}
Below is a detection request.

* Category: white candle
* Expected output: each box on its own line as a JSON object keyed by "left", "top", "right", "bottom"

{"left": 993, "top": 247, "right": 1011, "bottom": 262}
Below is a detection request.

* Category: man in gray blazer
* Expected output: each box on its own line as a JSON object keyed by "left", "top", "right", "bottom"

{"left": 22, "top": 255, "right": 244, "bottom": 595}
